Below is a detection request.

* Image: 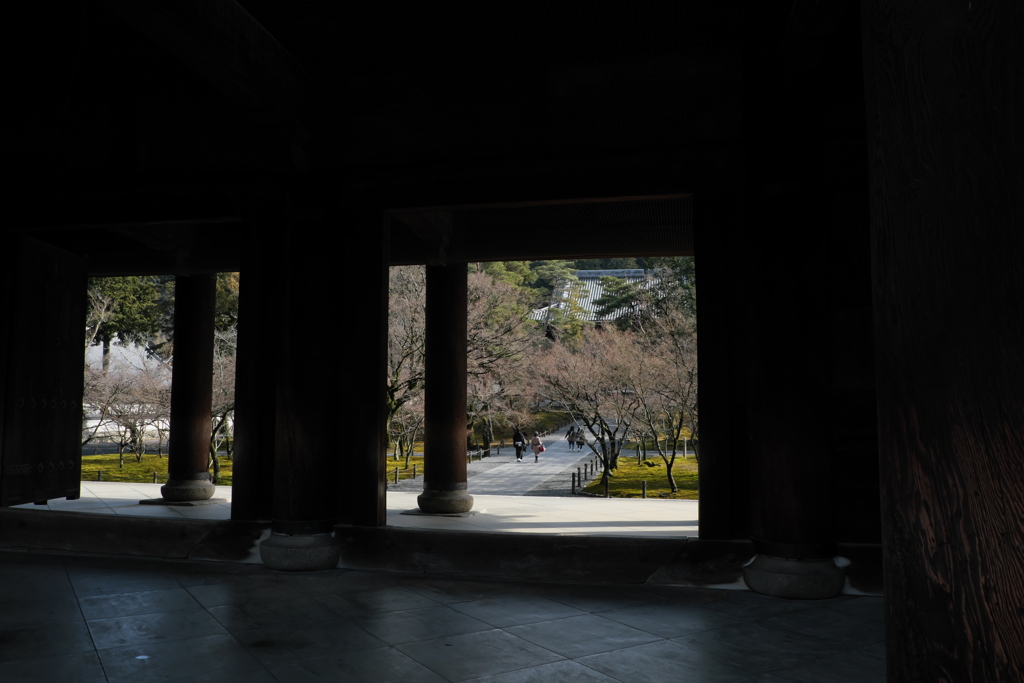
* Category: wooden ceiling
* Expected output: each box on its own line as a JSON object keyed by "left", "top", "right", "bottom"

{"left": 4, "top": 1, "right": 863, "bottom": 273}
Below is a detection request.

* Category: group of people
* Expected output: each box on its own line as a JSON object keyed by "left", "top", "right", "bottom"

{"left": 566, "top": 425, "right": 587, "bottom": 452}
{"left": 511, "top": 426, "right": 544, "bottom": 462}
{"left": 509, "top": 423, "right": 588, "bottom": 462}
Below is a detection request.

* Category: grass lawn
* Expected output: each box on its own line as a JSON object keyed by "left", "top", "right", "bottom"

{"left": 81, "top": 452, "right": 234, "bottom": 486}
{"left": 582, "top": 450, "right": 698, "bottom": 499}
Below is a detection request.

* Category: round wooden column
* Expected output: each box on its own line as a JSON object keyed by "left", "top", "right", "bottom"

{"left": 259, "top": 225, "right": 342, "bottom": 570}
{"left": 161, "top": 274, "right": 216, "bottom": 502}
{"left": 418, "top": 263, "right": 473, "bottom": 514}
{"left": 740, "top": 191, "right": 843, "bottom": 599}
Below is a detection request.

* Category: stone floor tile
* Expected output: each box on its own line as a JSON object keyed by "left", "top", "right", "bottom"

{"left": 460, "top": 659, "right": 622, "bottom": 683}
{"left": 97, "top": 633, "right": 265, "bottom": 683}
{"left": 184, "top": 576, "right": 304, "bottom": 607}
{"left": 0, "top": 572, "right": 78, "bottom": 603}
{"left": 79, "top": 587, "right": 202, "bottom": 620}
{"left": 340, "top": 585, "right": 443, "bottom": 614}
{"left": 449, "top": 594, "right": 587, "bottom": 627}
{"left": 0, "top": 618, "right": 95, "bottom": 661}
{"left": 577, "top": 639, "right": 752, "bottom": 683}
{"left": 70, "top": 570, "right": 182, "bottom": 598}
{"left": 353, "top": 604, "right": 495, "bottom": 645}
{"left": 598, "top": 601, "right": 744, "bottom": 638}
{"left": 746, "top": 645, "right": 888, "bottom": 683}
{"left": 267, "top": 646, "right": 448, "bottom": 682}
{"left": 758, "top": 606, "right": 887, "bottom": 648}
{"left": 506, "top": 613, "right": 662, "bottom": 658}
{"left": 531, "top": 583, "right": 650, "bottom": 614}
{"left": 397, "top": 628, "right": 564, "bottom": 680}
{"left": 407, "top": 576, "right": 541, "bottom": 604}
{"left": 674, "top": 621, "right": 841, "bottom": 671}
{"left": 0, "top": 650, "right": 108, "bottom": 683}
{"left": 87, "top": 608, "right": 227, "bottom": 650}
{"left": 207, "top": 594, "right": 338, "bottom": 630}
{"left": 165, "top": 668, "right": 280, "bottom": 683}
{"left": 0, "top": 596, "right": 81, "bottom": 628}
{"left": 233, "top": 616, "right": 388, "bottom": 666}
{"left": 824, "top": 595, "right": 885, "bottom": 623}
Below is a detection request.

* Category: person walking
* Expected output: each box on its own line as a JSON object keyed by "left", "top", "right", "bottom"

{"left": 565, "top": 425, "right": 577, "bottom": 451}
{"left": 530, "top": 432, "right": 544, "bottom": 463}
{"left": 512, "top": 426, "right": 526, "bottom": 462}
{"left": 575, "top": 429, "right": 586, "bottom": 453}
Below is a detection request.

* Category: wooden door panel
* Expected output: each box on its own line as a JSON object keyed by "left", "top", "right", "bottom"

{"left": 0, "top": 236, "right": 86, "bottom": 506}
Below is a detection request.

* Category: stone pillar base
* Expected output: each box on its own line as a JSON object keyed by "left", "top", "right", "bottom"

{"left": 260, "top": 532, "right": 341, "bottom": 571}
{"left": 161, "top": 476, "right": 216, "bottom": 502}
{"left": 743, "top": 555, "right": 845, "bottom": 599}
{"left": 418, "top": 487, "right": 474, "bottom": 514}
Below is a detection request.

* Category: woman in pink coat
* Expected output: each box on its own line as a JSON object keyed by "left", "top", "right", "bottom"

{"left": 530, "top": 432, "right": 544, "bottom": 463}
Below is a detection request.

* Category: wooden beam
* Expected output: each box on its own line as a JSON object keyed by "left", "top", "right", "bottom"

{"left": 96, "top": 0, "right": 324, "bottom": 134}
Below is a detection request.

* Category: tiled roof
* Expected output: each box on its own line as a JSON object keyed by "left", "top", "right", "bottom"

{"left": 531, "top": 269, "right": 657, "bottom": 323}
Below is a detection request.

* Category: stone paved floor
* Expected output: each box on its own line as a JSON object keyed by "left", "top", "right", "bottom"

{"left": 0, "top": 549, "right": 886, "bottom": 682}
{"left": 15, "top": 484, "right": 700, "bottom": 539}
{"left": 6, "top": 427, "right": 885, "bottom": 680}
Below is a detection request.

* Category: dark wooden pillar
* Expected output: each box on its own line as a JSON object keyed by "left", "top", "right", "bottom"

{"left": 259, "top": 223, "right": 342, "bottom": 569}
{"left": 695, "top": 191, "right": 751, "bottom": 541}
{"left": 161, "top": 274, "right": 216, "bottom": 502}
{"left": 734, "top": 1, "right": 872, "bottom": 598}
{"left": 418, "top": 263, "right": 473, "bottom": 514}
{"left": 230, "top": 231, "right": 277, "bottom": 521}
{"left": 337, "top": 208, "right": 388, "bottom": 527}
{"left": 740, "top": 189, "right": 843, "bottom": 598}
{"left": 865, "top": 2, "right": 1024, "bottom": 678}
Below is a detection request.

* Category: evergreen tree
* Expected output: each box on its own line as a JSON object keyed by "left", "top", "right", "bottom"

{"left": 478, "top": 261, "right": 537, "bottom": 289}
{"left": 593, "top": 276, "right": 648, "bottom": 331}
{"left": 648, "top": 256, "right": 696, "bottom": 320}
{"left": 86, "top": 276, "right": 162, "bottom": 371}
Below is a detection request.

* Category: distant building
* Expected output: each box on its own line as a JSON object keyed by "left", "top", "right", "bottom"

{"left": 530, "top": 269, "right": 657, "bottom": 325}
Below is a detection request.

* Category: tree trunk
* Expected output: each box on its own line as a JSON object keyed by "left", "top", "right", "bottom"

{"left": 131, "top": 426, "right": 144, "bottom": 463}
{"left": 666, "top": 449, "right": 678, "bottom": 492}
{"left": 210, "top": 447, "right": 221, "bottom": 485}
{"left": 482, "top": 417, "right": 493, "bottom": 457}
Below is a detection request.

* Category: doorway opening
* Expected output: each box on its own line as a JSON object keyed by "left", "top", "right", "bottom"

{"left": 385, "top": 256, "right": 698, "bottom": 512}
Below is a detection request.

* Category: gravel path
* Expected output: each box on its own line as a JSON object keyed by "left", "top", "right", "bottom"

{"left": 386, "top": 425, "right": 603, "bottom": 497}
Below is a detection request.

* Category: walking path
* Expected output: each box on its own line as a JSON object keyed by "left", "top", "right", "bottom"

{"left": 18, "top": 426, "right": 705, "bottom": 540}
{"left": 387, "top": 425, "right": 600, "bottom": 496}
